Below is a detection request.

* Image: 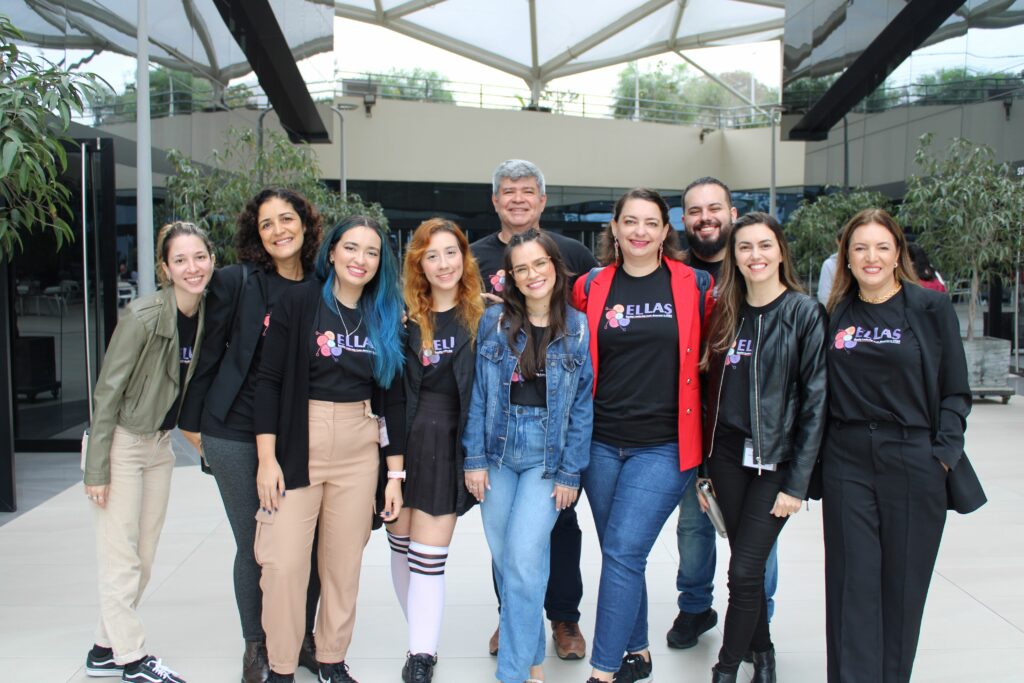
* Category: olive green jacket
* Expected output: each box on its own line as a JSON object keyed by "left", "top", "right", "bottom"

{"left": 84, "top": 286, "right": 205, "bottom": 485}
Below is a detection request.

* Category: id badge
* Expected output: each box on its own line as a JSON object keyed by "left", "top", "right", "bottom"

{"left": 377, "top": 416, "right": 390, "bottom": 448}
{"left": 742, "top": 438, "right": 776, "bottom": 471}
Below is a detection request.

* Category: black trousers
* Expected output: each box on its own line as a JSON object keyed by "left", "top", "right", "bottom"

{"left": 492, "top": 500, "right": 583, "bottom": 622}
{"left": 707, "top": 429, "right": 789, "bottom": 671}
{"left": 823, "top": 421, "right": 947, "bottom": 683}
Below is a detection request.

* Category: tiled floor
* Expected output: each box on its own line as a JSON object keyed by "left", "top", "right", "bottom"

{"left": 1, "top": 399, "right": 1022, "bottom": 683}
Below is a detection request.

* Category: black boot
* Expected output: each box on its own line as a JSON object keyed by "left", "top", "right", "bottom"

{"left": 241, "top": 640, "right": 269, "bottom": 683}
{"left": 751, "top": 647, "right": 777, "bottom": 683}
{"left": 297, "top": 633, "right": 317, "bottom": 675}
{"left": 711, "top": 665, "right": 738, "bottom": 683}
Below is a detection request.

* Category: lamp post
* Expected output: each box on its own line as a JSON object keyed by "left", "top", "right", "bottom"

{"left": 329, "top": 104, "right": 357, "bottom": 196}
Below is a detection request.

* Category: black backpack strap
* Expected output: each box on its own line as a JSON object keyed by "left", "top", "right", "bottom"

{"left": 583, "top": 266, "right": 605, "bottom": 296}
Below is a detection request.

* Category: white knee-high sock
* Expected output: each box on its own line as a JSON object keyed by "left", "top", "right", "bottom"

{"left": 387, "top": 531, "right": 411, "bottom": 619}
{"left": 407, "top": 541, "right": 448, "bottom": 656}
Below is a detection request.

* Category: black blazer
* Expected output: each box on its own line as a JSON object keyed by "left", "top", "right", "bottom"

{"left": 827, "top": 283, "right": 983, "bottom": 512}
{"left": 254, "top": 280, "right": 406, "bottom": 494}
{"left": 403, "top": 317, "right": 477, "bottom": 516}
{"left": 179, "top": 263, "right": 264, "bottom": 432}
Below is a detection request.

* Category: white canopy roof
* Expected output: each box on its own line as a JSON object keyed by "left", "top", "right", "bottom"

{"left": 10, "top": 0, "right": 335, "bottom": 85}
{"left": 333, "top": 0, "right": 785, "bottom": 93}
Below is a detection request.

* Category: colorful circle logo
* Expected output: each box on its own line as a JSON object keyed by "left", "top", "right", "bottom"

{"left": 725, "top": 346, "right": 741, "bottom": 365}
{"left": 604, "top": 304, "right": 630, "bottom": 329}
{"left": 834, "top": 326, "right": 857, "bottom": 350}
{"left": 316, "top": 330, "right": 343, "bottom": 358}
{"left": 489, "top": 269, "right": 506, "bottom": 292}
{"left": 421, "top": 347, "right": 441, "bottom": 366}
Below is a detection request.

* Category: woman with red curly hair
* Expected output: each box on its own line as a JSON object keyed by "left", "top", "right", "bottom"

{"left": 388, "top": 218, "right": 484, "bottom": 682}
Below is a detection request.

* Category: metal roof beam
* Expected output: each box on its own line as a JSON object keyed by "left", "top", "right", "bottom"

{"left": 735, "top": 0, "right": 784, "bottom": 8}
{"left": 182, "top": 0, "right": 221, "bottom": 75}
{"left": 386, "top": 0, "right": 447, "bottom": 20}
{"left": 667, "top": 0, "right": 687, "bottom": 50}
{"left": 538, "top": 0, "right": 674, "bottom": 77}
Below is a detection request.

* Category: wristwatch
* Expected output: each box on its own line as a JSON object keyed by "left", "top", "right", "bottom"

{"left": 387, "top": 470, "right": 406, "bottom": 480}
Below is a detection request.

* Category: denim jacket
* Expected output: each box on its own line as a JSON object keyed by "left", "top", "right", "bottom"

{"left": 462, "top": 305, "right": 594, "bottom": 489}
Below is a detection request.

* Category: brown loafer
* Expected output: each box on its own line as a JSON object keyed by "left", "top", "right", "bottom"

{"left": 551, "top": 620, "right": 586, "bottom": 660}
{"left": 242, "top": 640, "right": 269, "bottom": 683}
{"left": 488, "top": 626, "right": 499, "bottom": 656}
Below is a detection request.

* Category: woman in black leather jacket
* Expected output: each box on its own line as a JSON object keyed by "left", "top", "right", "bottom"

{"left": 697, "top": 212, "right": 828, "bottom": 683}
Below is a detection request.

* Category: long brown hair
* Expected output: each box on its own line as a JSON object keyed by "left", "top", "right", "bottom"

{"left": 701, "top": 212, "right": 804, "bottom": 369}
{"left": 825, "top": 208, "right": 917, "bottom": 313}
{"left": 596, "top": 188, "right": 687, "bottom": 266}
{"left": 402, "top": 218, "right": 485, "bottom": 348}
{"left": 502, "top": 229, "right": 570, "bottom": 379}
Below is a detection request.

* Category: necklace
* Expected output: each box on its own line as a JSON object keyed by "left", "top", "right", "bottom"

{"left": 336, "top": 299, "right": 363, "bottom": 338}
{"left": 858, "top": 281, "right": 902, "bottom": 304}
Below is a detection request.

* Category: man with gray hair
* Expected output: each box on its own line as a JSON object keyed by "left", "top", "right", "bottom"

{"left": 470, "top": 159, "right": 597, "bottom": 661}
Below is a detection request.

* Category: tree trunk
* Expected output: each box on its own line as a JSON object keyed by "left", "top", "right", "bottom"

{"left": 967, "top": 269, "right": 979, "bottom": 341}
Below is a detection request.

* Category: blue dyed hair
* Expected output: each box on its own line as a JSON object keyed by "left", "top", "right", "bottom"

{"left": 315, "top": 216, "right": 405, "bottom": 387}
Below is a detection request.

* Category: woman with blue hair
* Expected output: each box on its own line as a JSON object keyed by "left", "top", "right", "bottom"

{"left": 253, "top": 216, "right": 407, "bottom": 683}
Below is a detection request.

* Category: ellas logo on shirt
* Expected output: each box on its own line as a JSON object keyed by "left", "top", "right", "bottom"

{"left": 421, "top": 336, "right": 457, "bottom": 366}
{"left": 604, "top": 301, "right": 673, "bottom": 330}
{"left": 725, "top": 338, "right": 752, "bottom": 367}
{"left": 834, "top": 325, "right": 902, "bottom": 350}
{"left": 315, "top": 330, "right": 375, "bottom": 360}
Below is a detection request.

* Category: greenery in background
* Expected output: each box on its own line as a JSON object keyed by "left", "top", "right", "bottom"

{"left": 898, "top": 134, "right": 1024, "bottom": 340}
{"left": 0, "top": 15, "right": 101, "bottom": 261}
{"left": 912, "top": 67, "right": 1023, "bottom": 105}
{"left": 91, "top": 66, "right": 255, "bottom": 123}
{"left": 611, "top": 62, "right": 778, "bottom": 124}
{"left": 368, "top": 67, "right": 455, "bottom": 103}
{"left": 785, "top": 188, "right": 892, "bottom": 288}
{"left": 165, "top": 127, "right": 386, "bottom": 264}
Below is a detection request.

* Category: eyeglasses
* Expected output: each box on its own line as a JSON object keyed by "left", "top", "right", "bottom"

{"left": 511, "top": 257, "right": 553, "bottom": 280}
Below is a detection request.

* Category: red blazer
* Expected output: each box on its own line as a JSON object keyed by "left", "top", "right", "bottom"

{"left": 572, "top": 258, "right": 715, "bottom": 471}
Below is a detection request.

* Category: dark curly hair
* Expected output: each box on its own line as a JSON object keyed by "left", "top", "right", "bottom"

{"left": 235, "top": 187, "right": 323, "bottom": 273}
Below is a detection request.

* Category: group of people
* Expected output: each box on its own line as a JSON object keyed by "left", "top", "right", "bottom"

{"left": 82, "top": 158, "right": 972, "bottom": 683}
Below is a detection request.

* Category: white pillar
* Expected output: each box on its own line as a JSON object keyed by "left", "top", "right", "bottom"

{"left": 135, "top": 0, "right": 155, "bottom": 295}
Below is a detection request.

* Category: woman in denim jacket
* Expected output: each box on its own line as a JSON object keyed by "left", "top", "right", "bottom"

{"left": 463, "top": 229, "right": 594, "bottom": 683}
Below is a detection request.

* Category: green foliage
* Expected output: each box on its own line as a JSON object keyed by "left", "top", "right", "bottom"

{"left": 786, "top": 188, "right": 892, "bottom": 285}
{"left": 164, "top": 127, "right": 386, "bottom": 265}
{"left": 0, "top": 15, "right": 101, "bottom": 260}
{"left": 898, "top": 134, "right": 1024, "bottom": 339}
{"left": 371, "top": 67, "right": 455, "bottom": 103}
{"left": 611, "top": 62, "right": 778, "bottom": 124}
{"left": 913, "top": 67, "right": 1023, "bottom": 105}
{"left": 782, "top": 74, "right": 838, "bottom": 113}
{"left": 93, "top": 66, "right": 255, "bottom": 123}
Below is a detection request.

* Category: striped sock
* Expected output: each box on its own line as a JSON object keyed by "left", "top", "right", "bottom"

{"left": 387, "top": 531, "right": 411, "bottom": 618}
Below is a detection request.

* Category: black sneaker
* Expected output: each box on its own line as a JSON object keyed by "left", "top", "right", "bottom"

{"left": 121, "top": 656, "right": 186, "bottom": 683}
{"left": 267, "top": 672, "right": 294, "bottom": 683}
{"left": 666, "top": 607, "right": 718, "bottom": 649}
{"left": 613, "top": 652, "right": 652, "bottom": 683}
{"left": 401, "top": 652, "right": 435, "bottom": 683}
{"left": 319, "top": 660, "right": 358, "bottom": 683}
{"left": 86, "top": 645, "right": 123, "bottom": 677}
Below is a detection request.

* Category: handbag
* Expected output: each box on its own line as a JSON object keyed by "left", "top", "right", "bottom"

{"left": 946, "top": 452, "right": 987, "bottom": 514}
{"left": 80, "top": 427, "right": 89, "bottom": 471}
{"left": 697, "top": 480, "right": 728, "bottom": 538}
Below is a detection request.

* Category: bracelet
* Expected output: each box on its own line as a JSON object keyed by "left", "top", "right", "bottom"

{"left": 387, "top": 470, "right": 406, "bottom": 480}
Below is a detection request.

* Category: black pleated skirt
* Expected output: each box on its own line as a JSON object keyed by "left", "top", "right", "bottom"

{"left": 403, "top": 391, "right": 460, "bottom": 516}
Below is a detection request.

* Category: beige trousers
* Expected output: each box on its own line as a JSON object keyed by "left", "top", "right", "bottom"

{"left": 93, "top": 427, "right": 175, "bottom": 664}
{"left": 257, "top": 399, "right": 380, "bottom": 674}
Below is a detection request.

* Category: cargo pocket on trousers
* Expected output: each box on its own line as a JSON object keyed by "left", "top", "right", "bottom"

{"left": 253, "top": 507, "right": 275, "bottom": 567}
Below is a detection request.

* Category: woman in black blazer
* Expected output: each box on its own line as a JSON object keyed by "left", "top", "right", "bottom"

{"left": 179, "top": 188, "right": 322, "bottom": 682}
{"left": 822, "top": 208, "right": 971, "bottom": 683}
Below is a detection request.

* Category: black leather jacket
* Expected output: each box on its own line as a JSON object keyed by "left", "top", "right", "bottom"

{"left": 702, "top": 292, "right": 828, "bottom": 499}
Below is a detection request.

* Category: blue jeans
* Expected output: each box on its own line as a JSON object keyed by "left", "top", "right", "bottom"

{"left": 675, "top": 484, "right": 779, "bottom": 621}
{"left": 585, "top": 440, "right": 694, "bottom": 674}
{"left": 480, "top": 406, "right": 561, "bottom": 683}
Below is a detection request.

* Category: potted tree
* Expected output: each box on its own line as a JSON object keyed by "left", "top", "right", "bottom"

{"left": 899, "top": 133, "right": 1024, "bottom": 399}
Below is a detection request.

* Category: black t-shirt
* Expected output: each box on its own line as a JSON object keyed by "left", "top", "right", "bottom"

{"left": 717, "top": 291, "right": 792, "bottom": 436}
{"left": 510, "top": 325, "right": 548, "bottom": 407}
{"left": 470, "top": 229, "right": 598, "bottom": 295}
{"left": 594, "top": 265, "right": 679, "bottom": 446}
{"left": 307, "top": 299, "right": 376, "bottom": 403}
{"left": 418, "top": 308, "right": 461, "bottom": 398}
{"left": 159, "top": 310, "right": 199, "bottom": 431}
{"left": 203, "top": 272, "right": 307, "bottom": 440}
{"left": 828, "top": 291, "right": 930, "bottom": 428}
{"left": 688, "top": 254, "right": 723, "bottom": 283}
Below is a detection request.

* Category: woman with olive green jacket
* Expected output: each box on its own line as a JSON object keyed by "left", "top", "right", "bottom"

{"left": 82, "top": 222, "right": 213, "bottom": 683}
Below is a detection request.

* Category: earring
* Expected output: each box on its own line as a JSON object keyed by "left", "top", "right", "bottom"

{"left": 847, "top": 263, "right": 851, "bottom": 269}
{"left": 613, "top": 239, "right": 620, "bottom": 262}
{"left": 658, "top": 243, "right": 664, "bottom": 262}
